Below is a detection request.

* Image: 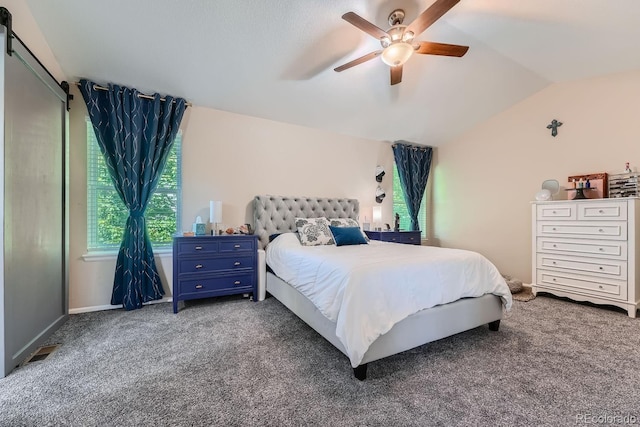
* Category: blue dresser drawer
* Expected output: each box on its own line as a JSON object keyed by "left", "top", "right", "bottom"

{"left": 178, "top": 255, "right": 254, "bottom": 274}
{"left": 179, "top": 274, "right": 254, "bottom": 294}
{"left": 220, "top": 239, "right": 255, "bottom": 252}
{"left": 177, "top": 240, "right": 219, "bottom": 255}
{"left": 364, "top": 230, "right": 421, "bottom": 245}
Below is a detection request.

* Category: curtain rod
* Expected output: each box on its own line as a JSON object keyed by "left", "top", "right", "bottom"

{"left": 73, "top": 82, "right": 192, "bottom": 107}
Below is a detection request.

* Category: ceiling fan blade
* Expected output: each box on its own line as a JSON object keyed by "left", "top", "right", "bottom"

{"left": 334, "top": 50, "right": 382, "bottom": 72}
{"left": 390, "top": 65, "right": 403, "bottom": 85}
{"left": 342, "top": 12, "right": 388, "bottom": 40}
{"left": 406, "top": 0, "right": 460, "bottom": 38}
{"left": 415, "top": 41, "right": 469, "bottom": 57}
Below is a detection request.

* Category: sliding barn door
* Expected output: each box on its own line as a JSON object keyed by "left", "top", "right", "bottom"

{"left": 0, "top": 26, "right": 69, "bottom": 377}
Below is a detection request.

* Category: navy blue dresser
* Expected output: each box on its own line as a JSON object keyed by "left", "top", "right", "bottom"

{"left": 172, "top": 235, "right": 258, "bottom": 313}
{"left": 364, "top": 230, "right": 421, "bottom": 245}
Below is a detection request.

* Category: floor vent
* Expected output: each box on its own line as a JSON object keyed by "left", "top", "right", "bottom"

{"left": 24, "top": 344, "right": 60, "bottom": 364}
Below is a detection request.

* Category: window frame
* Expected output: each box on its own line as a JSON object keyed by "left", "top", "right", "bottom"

{"left": 86, "top": 119, "right": 182, "bottom": 252}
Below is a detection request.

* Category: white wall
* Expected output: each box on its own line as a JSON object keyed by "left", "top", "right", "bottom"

{"left": 68, "top": 89, "right": 394, "bottom": 310}
{"left": 434, "top": 70, "right": 640, "bottom": 284}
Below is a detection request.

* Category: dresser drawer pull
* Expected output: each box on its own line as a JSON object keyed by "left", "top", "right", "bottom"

{"left": 552, "top": 227, "right": 557, "bottom": 231}
{"left": 599, "top": 248, "right": 604, "bottom": 251}
{"left": 599, "top": 210, "right": 604, "bottom": 214}
{"left": 234, "top": 244, "right": 241, "bottom": 248}
{"left": 599, "top": 229, "right": 604, "bottom": 232}
{"left": 598, "top": 285, "right": 604, "bottom": 289}
{"left": 553, "top": 244, "right": 557, "bottom": 248}
{"left": 552, "top": 261, "right": 556, "bottom": 265}
{"left": 195, "top": 264, "right": 203, "bottom": 269}
{"left": 195, "top": 246, "right": 202, "bottom": 250}
{"left": 234, "top": 261, "right": 241, "bottom": 266}
{"left": 552, "top": 210, "right": 556, "bottom": 214}
{"left": 195, "top": 284, "right": 203, "bottom": 289}
{"left": 598, "top": 266, "right": 604, "bottom": 270}
{"left": 234, "top": 280, "right": 241, "bottom": 285}
{"left": 552, "top": 278, "right": 557, "bottom": 281}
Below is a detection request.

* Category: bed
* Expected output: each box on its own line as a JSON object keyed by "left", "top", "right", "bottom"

{"left": 253, "top": 195, "right": 512, "bottom": 380}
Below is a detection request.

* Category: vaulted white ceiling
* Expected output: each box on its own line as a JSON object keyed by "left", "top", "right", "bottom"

{"left": 24, "top": 0, "right": 640, "bottom": 145}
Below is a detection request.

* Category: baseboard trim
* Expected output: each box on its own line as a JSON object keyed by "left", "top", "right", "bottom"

{"left": 69, "top": 297, "right": 173, "bottom": 314}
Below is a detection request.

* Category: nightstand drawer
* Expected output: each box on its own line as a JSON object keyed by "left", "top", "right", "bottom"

{"left": 179, "top": 274, "right": 254, "bottom": 294}
{"left": 177, "top": 240, "right": 219, "bottom": 255}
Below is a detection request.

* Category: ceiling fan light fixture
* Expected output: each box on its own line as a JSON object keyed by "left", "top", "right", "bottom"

{"left": 402, "top": 31, "right": 414, "bottom": 42}
{"left": 380, "top": 36, "right": 391, "bottom": 48}
{"left": 381, "top": 42, "right": 414, "bottom": 67}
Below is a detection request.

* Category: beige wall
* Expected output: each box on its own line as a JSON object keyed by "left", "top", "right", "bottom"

{"left": 434, "top": 70, "right": 640, "bottom": 284}
{"left": 68, "top": 87, "right": 395, "bottom": 310}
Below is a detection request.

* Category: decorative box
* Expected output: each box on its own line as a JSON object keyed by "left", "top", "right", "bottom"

{"left": 192, "top": 223, "right": 206, "bottom": 236}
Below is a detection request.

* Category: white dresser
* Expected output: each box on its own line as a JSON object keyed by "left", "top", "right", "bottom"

{"left": 531, "top": 198, "right": 640, "bottom": 317}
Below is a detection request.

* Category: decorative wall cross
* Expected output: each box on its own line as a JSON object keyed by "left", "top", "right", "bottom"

{"left": 546, "top": 119, "right": 563, "bottom": 137}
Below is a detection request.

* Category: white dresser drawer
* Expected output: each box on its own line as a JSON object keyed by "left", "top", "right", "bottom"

{"left": 537, "top": 237, "right": 627, "bottom": 260}
{"left": 536, "top": 253, "right": 627, "bottom": 280}
{"left": 536, "top": 221, "right": 627, "bottom": 240}
{"left": 578, "top": 202, "right": 627, "bottom": 221}
{"left": 536, "top": 270, "right": 627, "bottom": 301}
{"left": 537, "top": 203, "right": 576, "bottom": 220}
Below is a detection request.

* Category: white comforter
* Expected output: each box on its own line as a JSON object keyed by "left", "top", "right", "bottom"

{"left": 266, "top": 233, "right": 512, "bottom": 367}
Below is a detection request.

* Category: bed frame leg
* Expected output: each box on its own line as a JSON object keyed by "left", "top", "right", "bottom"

{"left": 488, "top": 319, "right": 500, "bottom": 331}
{"left": 353, "top": 364, "right": 368, "bottom": 381}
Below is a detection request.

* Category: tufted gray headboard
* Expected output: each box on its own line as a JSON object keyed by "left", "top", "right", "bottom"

{"left": 253, "top": 195, "right": 360, "bottom": 249}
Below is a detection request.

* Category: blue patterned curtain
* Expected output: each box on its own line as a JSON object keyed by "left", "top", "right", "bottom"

{"left": 392, "top": 142, "right": 433, "bottom": 231}
{"left": 79, "top": 79, "right": 186, "bottom": 310}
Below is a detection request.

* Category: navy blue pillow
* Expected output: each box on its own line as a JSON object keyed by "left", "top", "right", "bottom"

{"left": 329, "top": 226, "right": 368, "bottom": 246}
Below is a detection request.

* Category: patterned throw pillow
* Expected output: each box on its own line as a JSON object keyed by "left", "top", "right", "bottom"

{"left": 328, "top": 218, "right": 369, "bottom": 241}
{"left": 295, "top": 217, "right": 335, "bottom": 246}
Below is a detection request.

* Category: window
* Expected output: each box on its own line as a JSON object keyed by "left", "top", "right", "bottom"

{"left": 392, "top": 165, "right": 426, "bottom": 238}
{"left": 86, "top": 120, "right": 182, "bottom": 251}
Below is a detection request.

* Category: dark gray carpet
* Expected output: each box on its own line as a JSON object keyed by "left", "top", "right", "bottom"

{"left": 1, "top": 294, "right": 639, "bottom": 426}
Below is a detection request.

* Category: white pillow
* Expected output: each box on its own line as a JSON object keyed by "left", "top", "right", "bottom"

{"left": 295, "top": 217, "right": 335, "bottom": 246}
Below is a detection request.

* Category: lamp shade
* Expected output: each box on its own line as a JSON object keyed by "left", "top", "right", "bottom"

{"left": 372, "top": 206, "right": 382, "bottom": 223}
{"left": 209, "top": 200, "right": 223, "bottom": 223}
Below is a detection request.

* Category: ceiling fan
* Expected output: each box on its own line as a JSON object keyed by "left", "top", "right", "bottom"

{"left": 334, "top": 0, "right": 468, "bottom": 85}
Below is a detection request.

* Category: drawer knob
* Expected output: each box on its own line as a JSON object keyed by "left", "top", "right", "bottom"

{"left": 552, "top": 278, "right": 557, "bottom": 281}
{"left": 195, "top": 284, "right": 203, "bottom": 289}
{"left": 599, "top": 248, "right": 604, "bottom": 251}
{"left": 234, "top": 261, "right": 241, "bottom": 266}
{"left": 552, "top": 261, "right": 556, "bottom": 265}
{"left": 195, "top": 246, "right": 202, "bottom": 250}
{"left": 552, "top": 210, "right": 556, "bottom": 214}
{"left": 234, "top": 244, "right": 241, "bottom": 248}
{"left": 598, "top": 285, "right": 604, "bottom": 289}
{"left": 195, "top": 264, "right": 203, "bottom": 269}
{"left": 552, "top": 227, "right": 557, "bottom": 231}
{"left": 599, "top": 210, "right": 604, "bottom": 213}
{"left": 234, "top": 280, "right": 241, "bottom": 285}
{"left": 552, "top": 244, "right": 557, "bottom": 248}
{"left": 598, "top": 266, "right": 604, "bottom": 270}
{"left": 599, "top": 229, "right": 604, "bottom": 232}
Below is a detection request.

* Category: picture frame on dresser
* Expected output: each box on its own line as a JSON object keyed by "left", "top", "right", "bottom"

{"left": 566, "top": 172, "right": 608, "bottom": 199}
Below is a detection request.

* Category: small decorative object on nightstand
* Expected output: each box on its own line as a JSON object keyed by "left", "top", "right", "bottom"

{"left": 172, "top": 234, "right": 258, "bottom": 313}
{"left": 364, "top": 230, "right": 421, "bottom": 245}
